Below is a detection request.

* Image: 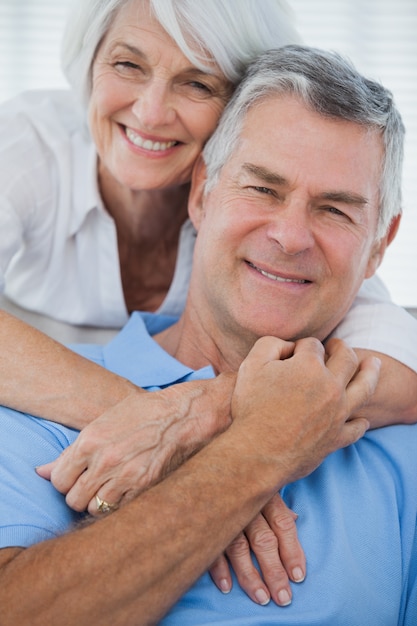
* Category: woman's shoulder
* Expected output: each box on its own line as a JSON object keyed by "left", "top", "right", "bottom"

{"left": 0, "top": 89, "right": 87, "bottom": 141}
{"left": 0, "top": 90, "right": 94, "bottom": 237}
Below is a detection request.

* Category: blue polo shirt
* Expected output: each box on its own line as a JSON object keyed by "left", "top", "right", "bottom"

{"left": 0, "top": 312, "right": 416, "bottom": 625}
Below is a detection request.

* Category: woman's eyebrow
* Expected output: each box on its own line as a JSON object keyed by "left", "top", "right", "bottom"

{"left": 112, "top": 42, "right": 146, "bottom": 58}
{"left": 112, "top": 42, "right": 212, "bottom": 77}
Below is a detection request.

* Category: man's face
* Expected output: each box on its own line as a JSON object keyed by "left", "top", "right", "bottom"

{"left": 188, "top": 95, "right": 396, "bottom": 344}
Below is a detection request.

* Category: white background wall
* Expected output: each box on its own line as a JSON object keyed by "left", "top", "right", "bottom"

{"left": 0, "top": 0, "right": 416, "bottom": 306}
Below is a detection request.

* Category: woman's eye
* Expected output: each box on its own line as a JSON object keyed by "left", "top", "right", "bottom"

{"left": 114, "top": 61, "right": 142, "bottom": 71}
{"left": 187, "top": 81, "right": 213, "bottom": 95}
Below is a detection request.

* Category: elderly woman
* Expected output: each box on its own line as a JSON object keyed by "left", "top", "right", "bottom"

{"left": 0, "top": 0, "right": 416, "bottom": 607}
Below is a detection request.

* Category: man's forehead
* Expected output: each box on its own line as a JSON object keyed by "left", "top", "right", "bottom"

{"left": 219, "top": 98, "right": 382, "bottom": 203}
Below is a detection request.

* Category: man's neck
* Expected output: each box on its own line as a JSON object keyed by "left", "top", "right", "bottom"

{"left": 153, "top": 309, "right": 252, "bottom": 375}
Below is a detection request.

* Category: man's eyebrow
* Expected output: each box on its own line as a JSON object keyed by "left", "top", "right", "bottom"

{"left": 320, "top": 191, "right": 369, "bottom": 207}
{"left": 243, "top": 164, "right": 369, "bottom": 208}
{"left": 242, "top": 163, "right": 288, "bottom": 186}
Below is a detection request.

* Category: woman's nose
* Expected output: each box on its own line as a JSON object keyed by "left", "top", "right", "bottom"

{"left": 131, "top": 80, "right": 176, "bottom": 128}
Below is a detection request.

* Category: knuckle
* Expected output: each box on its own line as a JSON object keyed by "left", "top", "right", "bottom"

{"left": 272, "top": 513, "right": 297, "bottom": 535}
{"left": 75, "top": 432, "right": 97, "bottom": 456}
{"left": 65, "top": 492, "right": 85, "bottom": 512}
{"left": 250, "top": 529, "right": 279, "bottom": 553}
{"left": 49, "top": 471, "right": 67, "bottom": 492}
{"left": 95, "top": 448, "right": 125, "bottom": 473}
{"left": 226, "top": 534, "right": 249, "bottom": 558}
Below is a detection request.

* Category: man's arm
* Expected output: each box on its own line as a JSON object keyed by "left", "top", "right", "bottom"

{"left": 0, "top": 338, "right": 377, "bottom": 626}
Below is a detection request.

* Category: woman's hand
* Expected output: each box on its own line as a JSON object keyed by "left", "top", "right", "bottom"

{"left": 36, "top": 374, "right": 235, "bottom": 514}
{"left": 209, "top": 494, "right": 305, "bottom": 607}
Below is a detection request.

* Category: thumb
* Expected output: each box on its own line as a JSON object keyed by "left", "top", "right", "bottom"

{"left": 35, "top": 459, "right": 58, "bottom": 480}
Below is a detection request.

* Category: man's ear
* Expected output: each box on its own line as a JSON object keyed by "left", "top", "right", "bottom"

{"left": 365, "top": 213, "right": 401, "bottom": 278}
{"left": 188, "top": 154, "right": 208, "bottom": 232}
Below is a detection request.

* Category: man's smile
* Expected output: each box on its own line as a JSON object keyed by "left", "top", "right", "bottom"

{"left": 246, "top": 261, "right": 310, "bottom": 284}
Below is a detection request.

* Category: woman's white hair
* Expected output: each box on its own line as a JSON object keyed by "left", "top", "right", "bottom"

{"left": 61, "top": 0, "right": 300, "bottom": 106}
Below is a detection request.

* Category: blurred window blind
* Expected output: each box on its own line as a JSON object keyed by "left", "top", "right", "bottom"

{"left": 0, "top": 0, "right": 416, "bottom": 306}
{"left": 0, "top": 0, "right": 71, "bottom": 97}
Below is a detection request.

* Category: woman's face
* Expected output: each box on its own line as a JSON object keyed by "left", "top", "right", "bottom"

{"left": 88, "top": 1, "right": 232, "bottom": 192}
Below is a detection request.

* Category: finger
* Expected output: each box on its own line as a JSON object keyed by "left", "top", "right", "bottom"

{"left": 48, "top": 445, "right": 89, "bottom": 495}
{"left": 336, "top": 416, "right": 370, "bottom": 449}
{"left": 262, "top": 494, "right": 305, "bottom": 584}
{"left": 291, "top": 336, "right": 326, "bottom": 360}
{"left": 244, "top": 514, "right": 293, "bottom": 607}
{"left": 90, "top": 491, "right": 119, "bottom": 516}
{"left": 67, "top": 467, "right": 134, "bottom": 514}
{"left": 65, "top": 470, "right": 101, "bottom": 513}
{"left": 225, "top": 531, "right": 271, "bottom": 606}
{"left": 208, "top": 554, "right": 233, "bottom": 594}
{"left": 85, "top": 479, "right": 132, "bottom": 516}
{"left": 35, "top": 459, "right": 57, "bottom": 480}
{"left": 242, "top": 336, "right": 296, "bottom": 368}
{"left": 59, "top": 443, "right": 137, "bottom": 512}
{"left": 344, "top": 356, "right": 381, "bottom": 417}
{"left": 321, "top": 338, "right": 359, "bottom": 382}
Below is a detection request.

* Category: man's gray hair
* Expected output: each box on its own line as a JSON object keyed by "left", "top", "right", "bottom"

{"left": 203, "top": 45, "right": 405, "bottom": 239}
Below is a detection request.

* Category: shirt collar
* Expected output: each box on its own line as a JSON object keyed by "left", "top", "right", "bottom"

{"left": 101, "top": 312, "right": 214, "bottom": 388}
{"left": 68, "top": 138, "right": 106, "bottom": 236}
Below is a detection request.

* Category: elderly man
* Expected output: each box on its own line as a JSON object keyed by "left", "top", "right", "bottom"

{"left": 1, "top": 46, "right": 416, "bottom": 625}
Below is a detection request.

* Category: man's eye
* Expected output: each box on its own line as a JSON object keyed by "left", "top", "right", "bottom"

{"left": 253, "top": 186, "right": 273, "bottom": 195}
{"left": 325, "top": 205, "right": 346, "bottom": 217}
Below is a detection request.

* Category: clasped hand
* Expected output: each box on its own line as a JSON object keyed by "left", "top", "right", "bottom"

{"left": 36, "top": 336, "right": 378, "bottom": 607}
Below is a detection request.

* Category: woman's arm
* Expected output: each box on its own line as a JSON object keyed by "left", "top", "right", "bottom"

{"left": 0, "top": 310, "right": 138, "bottom": 425}
{"left": 350, "top": 350, "right": 417, "bottom": 427}
{"left": 328, "top": 275, "right": 417, "bottom": 427}
{"left": 0, "top": 309, "right": 235, "bottom": 485}
{"left": 0, "top": 337, "right": 376, "bottom": 626}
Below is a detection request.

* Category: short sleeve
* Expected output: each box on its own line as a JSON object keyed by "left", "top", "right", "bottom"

{"left": 329, "top": 274, "right": 417, "bottom": 373}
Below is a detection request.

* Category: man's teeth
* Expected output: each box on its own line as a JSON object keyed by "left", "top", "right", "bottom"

{"left": 250, "top": 263, "right": 307, "bottom": 283}
{"left": 125, "top": 128, "right": 177, "bottom": 151}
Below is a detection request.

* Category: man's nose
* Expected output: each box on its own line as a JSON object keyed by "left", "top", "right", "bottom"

{"left": 131, "top": 80, "right": 176, "bottom": 128}
{"left": 266, "top": 203, "right": 315, "bottom": 255}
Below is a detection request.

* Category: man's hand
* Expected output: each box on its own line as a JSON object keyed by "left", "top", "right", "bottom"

{"left": 36, "top": 374, "right": 234, "bottom": 514}
{"left": 230, "top": 336, "right": 379, "bottom": 484}
{"left": 209, "top": 494, "right": 304, "bottom": 607}
{"left": 209, "top": 335, "right": 379, "bottom": 608}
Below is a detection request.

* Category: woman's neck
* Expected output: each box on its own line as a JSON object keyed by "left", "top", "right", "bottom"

{"left": 98, "top": 165, "right": 190, "bottom": 242}
{"left": 97, "top": 163, "right": 190, "bottom": 313}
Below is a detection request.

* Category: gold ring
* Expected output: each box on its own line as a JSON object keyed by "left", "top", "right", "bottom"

{"left": 95, "top": 495, "right": 118, "bottom": 514}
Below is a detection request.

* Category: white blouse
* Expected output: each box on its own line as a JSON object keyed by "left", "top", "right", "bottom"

{"left": 1, "top": 90, "right": 416, "bottom": 370}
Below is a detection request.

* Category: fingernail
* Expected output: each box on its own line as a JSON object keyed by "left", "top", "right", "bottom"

{"left": 292, "top": 566, "right": 305, "bottom": 582}
{"left": 219, "top": 578, "right": 231, "bottom": 594}
{"left": 255, "top": 588, "right": 270, "bottom": 605}
{"left": 278, "top": 588, "right": 292, "bottom": 606}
